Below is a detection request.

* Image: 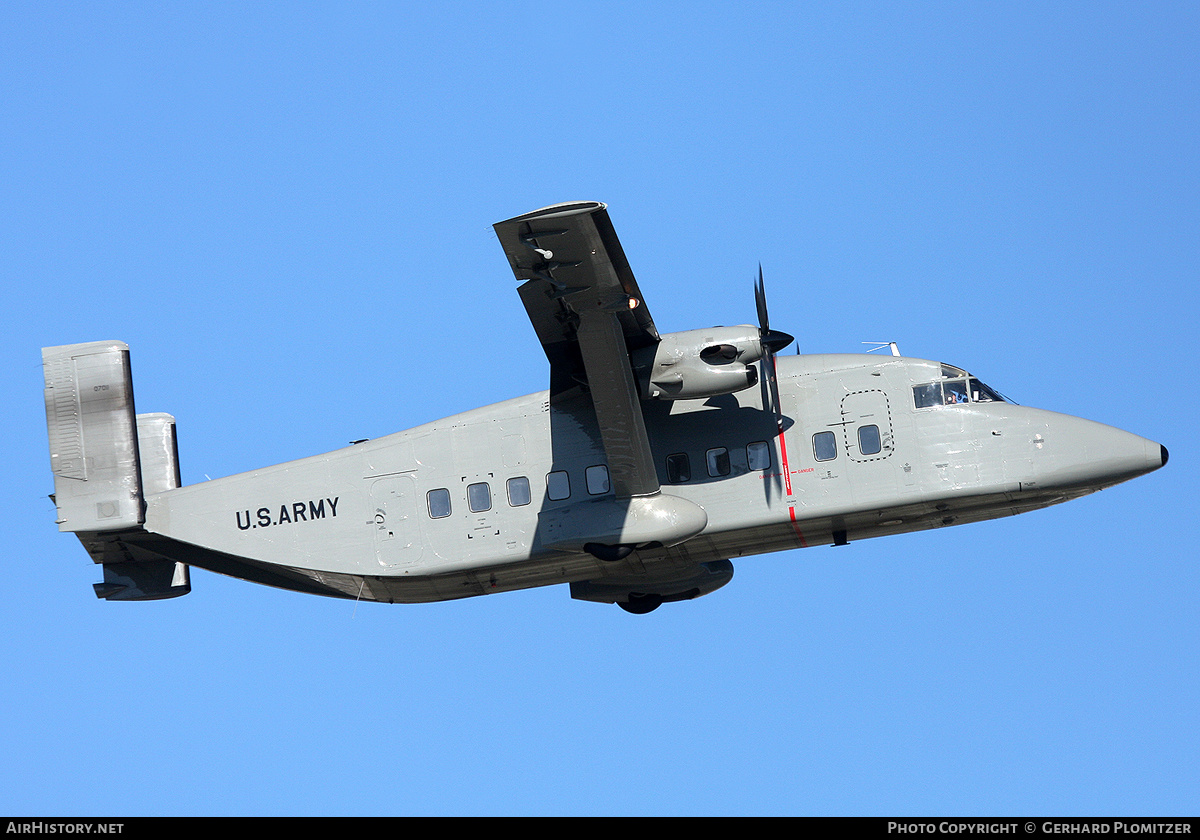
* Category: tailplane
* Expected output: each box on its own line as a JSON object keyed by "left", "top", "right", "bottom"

{"left": 42, "top": 342, "right": 190, "bottom": 600}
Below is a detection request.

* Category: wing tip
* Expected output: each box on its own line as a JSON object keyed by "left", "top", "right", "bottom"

{"left": 495, "top": 201, "right": 606, "bottom": 227}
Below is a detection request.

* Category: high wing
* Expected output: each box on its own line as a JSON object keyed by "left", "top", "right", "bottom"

{"left": 494, "top": 201, "right": 659, "bottom": 396}
{"left": 494, "top": 201, "right": 661, "bottom": 499}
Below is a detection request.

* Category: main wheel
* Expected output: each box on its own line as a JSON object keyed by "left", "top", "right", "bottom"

{"left": 618, "top": 594, "right": 662, "bottom": 614}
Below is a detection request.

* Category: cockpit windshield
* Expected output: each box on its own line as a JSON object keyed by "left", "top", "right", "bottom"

{"left": 913, "top": 371, "right": 1007, "bottom": 409}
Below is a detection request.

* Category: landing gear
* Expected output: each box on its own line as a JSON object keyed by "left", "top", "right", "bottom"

{"left": 584, "top": 543, "right": 636, "bottom": 562}
{"left": 618, "top": 594, "right": 663, "bottom": 614}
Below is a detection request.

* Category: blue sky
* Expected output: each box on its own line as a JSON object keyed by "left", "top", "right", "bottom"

{"left": 2, "top": 2, "right": 1197, "bottom": 816}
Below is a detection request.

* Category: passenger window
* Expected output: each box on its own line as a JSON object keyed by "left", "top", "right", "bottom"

{"left": 585, "top": 465, "right": 610, "bottom": 495}
{"left": 467, "top": 482, "right": 491, "bottom": 513}
{"left": 546, "top": 471, "right": 570, "bottom": 501}
{"left": 427, "top": 488, "right": 452, "bottom": 519}
{"left": 746, "top": 441, "right": 771, "bottom": 471}
{"left": 506, "top": 476, "right": 531, "bottom": 507}
{"left": 666, "top": 453, "right": 691, "bottom": 484}
{"left": 813, "top": 431, "right": 837, "bottom": 462}
{"left": 706, "top": 447, "right": 731, "bottom": 477}
{"left": 858, "top": 425, "right": 882, "bottom": 456}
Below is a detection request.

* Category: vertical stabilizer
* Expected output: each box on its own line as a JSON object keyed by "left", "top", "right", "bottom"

{"left": 136, "top": 412, "right": 182, "bottom": 496}
{"left": 43, "top": 341, "right": 145, "bottom": 532}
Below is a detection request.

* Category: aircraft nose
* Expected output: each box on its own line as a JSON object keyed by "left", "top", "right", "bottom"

{"left": 1091, "top": 426, "right": 1166, "bottom": 484}
{"left": 1141, "top": 438, "right": 1169, "bottom": 474}
{"left": 1033, "top": 415, "right": 1167, "bottom": 490}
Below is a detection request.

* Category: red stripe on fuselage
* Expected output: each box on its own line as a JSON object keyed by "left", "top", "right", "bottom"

{"left": 778, "top": 426, "right": 793, "bottom": 496}
{"left": 777, "top": 427, "right": 806, "bottom": 546}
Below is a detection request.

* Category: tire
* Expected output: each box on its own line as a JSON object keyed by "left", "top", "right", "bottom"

{"left": 618, "top": 594, "right": 662, "bottom": 614}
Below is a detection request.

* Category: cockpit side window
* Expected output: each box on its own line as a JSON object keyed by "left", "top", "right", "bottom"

{"left": 913, "top": 376, "right": 1005, "bottom": 408}
{"left": 913, "top": 382, "right": 943, "bottom": 408}
{"left": 943, "top": 379, "right": 968, "bottom": 405}
{"left": 969, "top": 378, "right": 1003, "bottom": 403}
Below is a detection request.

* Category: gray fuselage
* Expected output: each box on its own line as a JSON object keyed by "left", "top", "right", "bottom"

{"left": 138, "top": 352, "right": 1165, "bottom": 604}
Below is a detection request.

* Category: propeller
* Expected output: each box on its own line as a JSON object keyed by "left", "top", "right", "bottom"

{"left": 754, "top": 264, "right": 793, "bottom": 429}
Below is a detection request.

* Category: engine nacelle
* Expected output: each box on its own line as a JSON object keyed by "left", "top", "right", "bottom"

{"left": 632, "top": 326, "right": 767, "bottom": 400}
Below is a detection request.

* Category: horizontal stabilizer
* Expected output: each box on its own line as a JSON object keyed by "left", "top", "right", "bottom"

{"left": 93, "top": 558, "right": 191, "bottom": 601}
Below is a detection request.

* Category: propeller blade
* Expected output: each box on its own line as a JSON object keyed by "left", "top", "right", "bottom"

{"left": 755, "top": 264, "right": 770, "bottom": 332}
{"left": 765, "top": 348, "right": 783, "bottom": 429}
{"left": 754, "top": 264, "right": 794, "bottom": 354}
{"left": 753, "top": 265, "right": 791, "bottom": 429}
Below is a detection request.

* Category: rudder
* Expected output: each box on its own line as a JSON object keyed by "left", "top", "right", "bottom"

{"left": 43, "top": 341, "right": 144, "bottom": 532}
